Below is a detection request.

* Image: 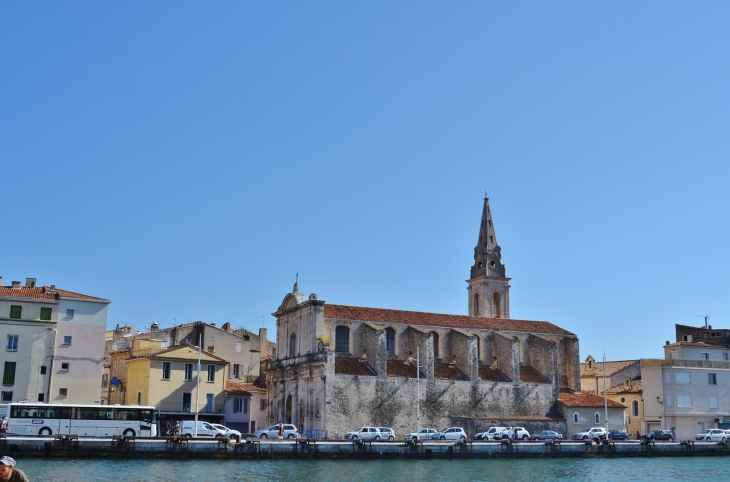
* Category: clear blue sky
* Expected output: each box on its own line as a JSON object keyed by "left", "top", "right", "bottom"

{"left": 3, "top": 2, "right": 730, "bottom": 361}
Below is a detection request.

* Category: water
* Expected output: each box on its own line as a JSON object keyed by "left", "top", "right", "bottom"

{"left": 14, "top": 457, "right": 730, "bottom": 481}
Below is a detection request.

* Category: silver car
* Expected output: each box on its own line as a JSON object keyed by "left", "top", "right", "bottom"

{"left": 405, "top": 428, "right": 438, "bottom": 441}
{"left": 434, "top": 427, "right": 466, "bottom": 441}
{"left": 345, "top": 427, "right": 382, "bottom": 440}
{"left": 378, "top": 427, "right": 396, "bottom": 440}
{"left": 254, "top": 424, "right": 298, "bottom": 439}
{"left": 211, "top": 423, "right": 242, "bottom": 442}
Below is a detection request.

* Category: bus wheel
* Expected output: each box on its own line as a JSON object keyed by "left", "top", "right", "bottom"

{"left": 123, "top": 429, "right": 136, "bottom": 437}
{"left": 39, "top": 427, "right": 52, "bottom": 436}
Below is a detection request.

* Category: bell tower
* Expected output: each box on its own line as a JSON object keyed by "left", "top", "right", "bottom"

{"left": 467, "top": 196, "right": 511, "bottom": 318}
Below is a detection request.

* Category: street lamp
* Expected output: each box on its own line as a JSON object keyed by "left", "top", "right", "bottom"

{"left": 193, "top": 334, "right": 202, "bottom": 438}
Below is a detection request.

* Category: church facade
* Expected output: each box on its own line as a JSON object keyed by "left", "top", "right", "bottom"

{"left": 265, "top": 197, "right": 581, "bottom": 438}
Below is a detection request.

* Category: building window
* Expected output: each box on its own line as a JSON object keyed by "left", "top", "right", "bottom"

{"left": 260, "top": 399, "right": 267, "bottom": 411}
{"left": 724, "top": 353, "right": 729, "bottom": 361}
{"left": 59, "top": 388, "right": 68, "bottom": 397}
{"left": 708, "top": 373, "right": 717, "bottom": 385}
{"left": 37, "top": 393, "right": 44, "bottom": 402}
{"left": 235, "top": 343, "right": 242, "bottom": 353}
{"left": 701, "top": 352, "right": 709, "bottom": 360}
{"left": 102, "top": 374, "right": 108, "bottom": 388}
{"left": 572, "top": 412, "right": 579, "bottom": 424}
{"left": 63, "top": 336, "right": 72, "bottom": 345}
{"left": 315, "top": 398, "right": 321, "bottom": 419}
{"left": 474, "top": 293, "right": 480, "bottom": 316}
{"left": 6, "top": 335, "right": 18, "bottom": 352}
{"left": 594, "top": 413, "right": 600, "bottom": 424}
{"left": 234, "top": 398, "right": 243, "bottom": 413}
{"left": 183, "top": 338, "right": 191, "bottom": 345}
{"left": 385, "top": 328, "right": 396, "bottom": 355}
{"left": 665, "top": 395, "right": 673, "bottom": 407}
{"left": 335, "top": 326, "right": 350, "bottom": 353}
{"left": 664, "top": 372, "right": 671, "bottom": 384}
{"left": 40, "top": 366, "right": 47, "bottom": 375}
{"left": 619, "top": 397, "right": 626, "bottom": 404}
{"left": 182, "top": 392, "right": 192, "bottom": 412}
{"left": 207, "top": 365, "right": 216, "bottom": 382}
{"left": 61, "top": 363, "right": 70, "bottom": 371}
{"left": 184, "top": 363, "right": 193, "bottom": 381}
{"left": 205, "top": 393, "right": 214, "bottom": 413}
{"left": 162, "top": 362, "right": 171, "bottom": 380}
{"left": 676, "top": 395, "right": 692, "bottom": 407}
{"left": 493, "top": 292, "right": 501, "bottom": 318}
{"left": 9, "top": 306, "right": 21, "bottom": 319}
{"left": 432, "top": 332, "right": 440, "bottom": 358}
{"left": 232, "top": 364, "right": 240, "bottom": 379}
{"left": 710, "top": 396, "right": 719, "bottom": 408}
{"left": 632, "top": 400, "right": 639, "bottom": 417}
{"left": 66, "top": 309, "right": 74, "bottom": 318}
{"left": 1, "top": 392, "right": 12, "bottom": 403}
{"left": 3, "top": 362, "right": 16, "bottom": 385}
{"left": 675, "top": 372, "right": 690, "bottom": 384}
{"left": 40, "top": 307, "right": 52, "bottom": 321}
{"left": 289, "top": 333, "right": 297, "bottom": 358}
{"left": 137, "top": 392, "right": 142, "bottom": 404}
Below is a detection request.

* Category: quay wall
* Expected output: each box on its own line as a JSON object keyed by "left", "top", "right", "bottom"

{"left": 2, "top": 437, "right": 730, "bottom": 460}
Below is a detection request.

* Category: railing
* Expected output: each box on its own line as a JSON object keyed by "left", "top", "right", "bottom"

{"left": 641, "top": 358, "right": 730, "bottom": 369}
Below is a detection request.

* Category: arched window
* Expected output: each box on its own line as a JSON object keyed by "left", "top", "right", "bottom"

{"left": 594, "top": 413, "right": 601, "bottom": 424}
{"left": 289, "top": 333, "right": 297, "bottom": 358}
{"left": 632, "top": 400, "right": 639, "bottom": 417}
{"left": 299, "top": 399, "right": 305, "bottom": 423}
{"left": 573, "top": 412, "right": 579, "bottom": 424}
{"left": 431, "top": 332, "right": 440, "bottom": 358}
{"left": 315, "top": 398, "right": 321, "bottom": 419}
{"left": 474, "top": 336, "right": 481, "bottom": 362}
{"left": 335, "top": 326, "right": 350, "bottom": 353}
{"left": 493, "top": 292, "right": 501, "bottom": 318}
{"left": 385, "top": 328, "right": 396, "bottom": 355}
{"left": 474, "top": 293, "right": 480, "bottom": 316}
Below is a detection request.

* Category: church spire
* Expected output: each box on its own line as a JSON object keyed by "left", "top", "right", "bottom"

{"left": 467, "top": 195, "right": 510, "bottom": 318}
{"left": 470, "top": 196, "right": 505, "bottom": 279}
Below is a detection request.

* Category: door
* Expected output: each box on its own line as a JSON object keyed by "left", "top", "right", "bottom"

{"left": 285, "top": 396, "right": 293, "bottom": 424}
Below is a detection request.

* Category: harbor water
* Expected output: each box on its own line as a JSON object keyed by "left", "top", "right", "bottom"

{"left": 14, "top": 457, "right": 730, "bottom": 481}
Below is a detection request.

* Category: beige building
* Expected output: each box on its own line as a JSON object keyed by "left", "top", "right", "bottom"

{"left": 125, "top": 344, "right": 228, "bottom": 426}
{"left": 605, "top": 377, "right": 643, "bottom": 437}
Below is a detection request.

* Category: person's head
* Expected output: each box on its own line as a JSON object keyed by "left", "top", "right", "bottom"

{"left": 0, "top": 456, "right": 16, "bottom": 481}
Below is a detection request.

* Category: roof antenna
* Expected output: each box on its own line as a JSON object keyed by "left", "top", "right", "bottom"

{"left": 704, "top": 315, "right": 709, "bottom": 329}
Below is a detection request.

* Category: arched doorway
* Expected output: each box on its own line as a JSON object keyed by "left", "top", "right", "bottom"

{"left": 285, "top": 395, "right": 293, "bottom": 424}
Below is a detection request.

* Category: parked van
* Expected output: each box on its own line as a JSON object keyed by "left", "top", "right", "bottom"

{"left": 181, "top": 420, "right": 227, "bottom": 438}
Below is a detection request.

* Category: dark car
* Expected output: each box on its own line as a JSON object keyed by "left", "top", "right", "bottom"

{"left": 607, "top": 430, "right": 629, "bottom": 441}
{"left": 641, "top": 430, "right": 674, "bottom": 442}
{"left": 530, "top": 430, "right": 563, "bottom": 441}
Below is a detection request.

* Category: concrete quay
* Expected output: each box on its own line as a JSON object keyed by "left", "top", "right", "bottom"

{"left": 2, "top": 436, "right": 730, "bottom": 460}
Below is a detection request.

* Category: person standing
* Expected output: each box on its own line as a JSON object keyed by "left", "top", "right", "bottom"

{"left": 0, "top": 418, "right": 7, "bottom": 434}
{"left": 0, "top": 456, "right": 30, "bottom": 482}
{"left": 278, "top": 423, "right": 284, "bottom": 440}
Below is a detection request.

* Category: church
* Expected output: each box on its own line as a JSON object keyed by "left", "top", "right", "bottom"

{"left": 265, "top": 197, "right": 581, "bottom": 438}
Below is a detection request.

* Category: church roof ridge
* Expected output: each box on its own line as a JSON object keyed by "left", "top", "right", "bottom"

{"left": 324, "top": 303, "right": 573, "bottom": 336}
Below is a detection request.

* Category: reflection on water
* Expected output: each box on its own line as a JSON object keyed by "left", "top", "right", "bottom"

{"left": 16, "top": 456, "right": 730, "bottom": 481}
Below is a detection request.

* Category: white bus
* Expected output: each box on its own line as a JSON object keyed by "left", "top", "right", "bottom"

{"left": 7, "top": 403, "right": 159, "bottom": 437}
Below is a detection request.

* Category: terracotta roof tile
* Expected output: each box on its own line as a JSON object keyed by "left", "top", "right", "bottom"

{"left": 605, "top": 379, "right": 642, "bottom": 395}
{"left": 580, "top": 360, "right": 639, "bottom": 377}
{"left": 225, "top": 382, "right": 266, "bottom": 394}
{"left": 475, "top": 415, "right": 564, "bottom": 422}
{"left": 0, "top": 285, "right": 108, "bottom": 302}
{"left": 558, "top": 390, "right": 625, "bottom": 408}
{"left": 335, "top": 358, "right": 376, "bottom": 376}
{"left": 665, "top": 341, "right": 726, "bottom": 349}
{"left": 387, "top": 361, "right": 422, "bottom": 378}
{"left": 324, "top": 304, "right": 573, "bottom": 335}
{"left": 520, "top": 366, "right": 550, "bottom": 383}
{"left": 433, "top": 364, "right": 469, "bottom": 381}
{"left": 478, "top": 366, "right": 511, "bottom": 382}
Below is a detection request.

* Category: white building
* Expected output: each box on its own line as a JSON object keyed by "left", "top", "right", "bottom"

{"left": 0, "top": 277, "right": 110, "bottom": 404}
{"left": 642, "top": 341, "right": 730, "bottom": 440}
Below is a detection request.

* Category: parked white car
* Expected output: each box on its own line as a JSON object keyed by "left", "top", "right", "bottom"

{"left": 475, "top": 427, "right": 506, "bottom": 440}
{"left": 405, "top": 428, "right": 438, "bottom": 441}
{"left": 254, "top": 424, "right": 298, "bottom": 439}
{"left": 572, "top": 427, "right": 607, "bottom": 441}
{"left": 434, "top": 427, "right": 467, "bottom": 441}
{"left": 181, "top": 421, "right": 227, "bottom": 438}
{"left": 378, "top": 427, "right": 396, "bottom": 440}
{"left": 211, "top": 424, "right": 242, "bottom": 442}
{"left": 493, "top": 427, "right": 530, "bottom": 441}
{"left": 345, "top": 427, "right": 382, "bottom": 440}
{"left": 696, "top": 429, "right": 728, "bottom": 442}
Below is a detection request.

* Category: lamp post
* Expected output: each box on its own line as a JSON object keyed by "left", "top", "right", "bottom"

{"left": 408, "top": 346, "right": 421, "bottom": 434}
{"left": 194, "top": 334, "right": 202, "bottom": 438}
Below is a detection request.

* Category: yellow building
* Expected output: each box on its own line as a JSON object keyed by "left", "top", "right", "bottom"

{"left": 125, "top": 344, "right": 229, "bottom": 427}
{"left": 108, "top": 339, "right": 167, "bottom": 405}
{"left": 604, "top": 377, "right": 643, "bottom": 438}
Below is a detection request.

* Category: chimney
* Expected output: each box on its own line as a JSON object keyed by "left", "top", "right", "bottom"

{"left": 25, "top": 278, "right": 36, "bottom": 288}
{"left": 11, "top": 281, "right": 21, "bottom": 289}
{"left": 0, "top": 276, "right": 3, "bottom": 286}
{"left": 221, "top": 322, "right": 231, "bottom": 332}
